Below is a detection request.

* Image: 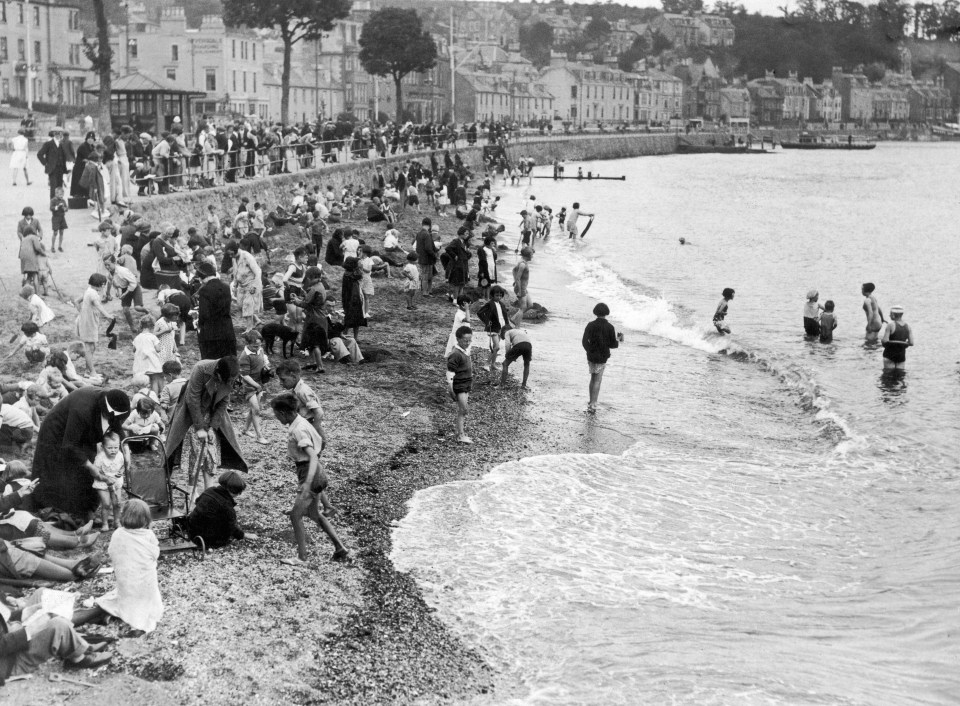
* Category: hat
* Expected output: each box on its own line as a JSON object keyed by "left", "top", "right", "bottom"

{"left": 807, "top": 289, "right": 818, "bottom": 300}
{"left": 50, "top": 125, "right": 65, "bottom": 134}
{"left": 890, "top": 305, "right": 904, "bottom": 314}
{"left": 196, "top": 261, "right": 217, "bottom": 278}
{"left": 102, "top": 389, "right": 131, "bottom": 419}
{"left": 173, "top": 116, "right": 181, "bottom": 123}
{"left": 431, "top": 225, "right": 440, "bottom": 233}
{"left": 139, "top": 132, "right": 151, "bottom": 140}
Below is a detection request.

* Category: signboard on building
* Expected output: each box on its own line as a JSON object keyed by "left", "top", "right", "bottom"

{"left": 192, "top": 38, "right": 222, "bottom": 54}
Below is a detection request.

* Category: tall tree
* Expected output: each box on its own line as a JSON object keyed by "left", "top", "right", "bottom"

{"left": 662, "top": 0, "right": 705, "bottom": 13}
{"left": 358, "top": 8, "right": 438, "bottom": 122}
{"left": 223, "top": 0, "right": 351, "bottom": 125}
{"left": 519, "top": 21, "right": 555, "bottom": 68}
{"left": 82, "top": 0, "right": 113, "bottom": 132}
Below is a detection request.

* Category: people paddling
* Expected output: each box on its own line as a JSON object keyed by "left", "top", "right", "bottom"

{"left": 582, "top": 303, "right": 624, "bottom": 414}
{"left": 803, "top": 289, "right": 823, "bottom": 336}
{"left": 713, "top": 288, "right": 734, "bottom": 334}
{"left": 862, "top": 282, "right": 885, "bottom": 342}
{"left": 881, "top": 306, "right": 913, "bottom": 370}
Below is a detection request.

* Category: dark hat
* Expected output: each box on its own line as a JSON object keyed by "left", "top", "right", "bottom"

{"left": 101, "top": 388, "right": 132, "bottom": 419}
{"left": 196, "top": 261, "right": 217, "bottom": 278}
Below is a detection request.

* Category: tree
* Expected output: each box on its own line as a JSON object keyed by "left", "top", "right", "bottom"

{"left": 662, "top": 0, "right": 705, "bottom": 13}
{"left": 863, "top": 60, "right": 887, "bottom": 81}
{"left": 359, "top": 8, "right": 438, "bottom": 122}
{"left": 223, "top": 0, "right": 351, "bottom": 125}
{"left": 618, "top": 34, "right": 649, "bottom": 72}
{"left": 519, "top": 21, "right": 555, "bottom": 68}
{"left": 583, "top": 15, "right": 612, "bottom": 44}
{"left": 651, "top": 30, "right": 674, "bottom": 54}
{"left": 82, "top": 0, "right": 113, "bottom": 132}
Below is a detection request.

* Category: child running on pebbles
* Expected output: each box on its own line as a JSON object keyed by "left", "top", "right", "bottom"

{"left": 271, "top": 393, "right": 349, "bottom": 565}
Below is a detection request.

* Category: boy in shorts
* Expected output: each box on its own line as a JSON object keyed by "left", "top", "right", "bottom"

{"left": 276, "top": 360, "right": 336, "bottom": 516}
{"left": 446, "top": 326, "right": 474, "bottom": 444}
{"left": 499, "top": 324, "right": 532, "bottom": 389}
{"left": 271, "top": 393, "right": 349, "bottom": 564}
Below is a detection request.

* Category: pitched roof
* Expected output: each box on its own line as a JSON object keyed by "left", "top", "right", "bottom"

{"left": 83, "top": 71, "right": 204, "bottom": 95}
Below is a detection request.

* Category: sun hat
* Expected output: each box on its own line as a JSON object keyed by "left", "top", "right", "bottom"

{"left": 807, "top": 289, "right": 818, "bottom": 299}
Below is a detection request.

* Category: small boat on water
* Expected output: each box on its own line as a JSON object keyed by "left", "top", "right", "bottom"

{"left": 676, "top": 142, "right": 767, "bottom": 155}
{"left": 780, "top": 132, "right": 876, "bottom": 150}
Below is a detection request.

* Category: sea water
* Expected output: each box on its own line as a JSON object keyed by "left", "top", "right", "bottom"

{"left": 392, "top": 143, "right": 960, "bottom": 704}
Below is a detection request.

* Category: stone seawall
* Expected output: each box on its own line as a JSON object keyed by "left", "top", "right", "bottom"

{"left": 134, "top": 133, "right": 684, "bottom": 227}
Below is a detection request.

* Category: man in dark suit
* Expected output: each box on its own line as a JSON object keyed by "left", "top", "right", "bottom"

{"left": 195, "top": 262, "right": 237, "bottom": 359}
{"left": 35, "top": 126, "right": 73, "bottom": 198}
{"left": 414, "top": 217, "right": 439, "bottom": 296}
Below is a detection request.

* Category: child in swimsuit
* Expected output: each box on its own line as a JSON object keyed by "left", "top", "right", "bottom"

{"left": 713, "top": 288, "right": 734, "bottom": 334}
{"left": 819, "top": 300, "right": 838, "bottom": 343}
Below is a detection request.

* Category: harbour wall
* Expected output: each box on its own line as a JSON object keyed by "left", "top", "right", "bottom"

{"left": 135, "top": 132, "right": 692, "bottom": 227}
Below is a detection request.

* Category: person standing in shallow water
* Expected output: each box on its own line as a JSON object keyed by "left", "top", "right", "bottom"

{"left": 582, "top": 303, "right": 624, "bottom": 414}
{"left": 881, "top": 306, "right": 913, "bottom": 370}
{"left": 862, "top": 282, "right": 885, "bottom": 342}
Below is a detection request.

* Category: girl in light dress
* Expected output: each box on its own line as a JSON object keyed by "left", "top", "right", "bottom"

{"left": 444, "top": 295, "right": 473, "bottom": 358}
{"left": 154, "top": 304, "right": 181, "bottom": 366}
{"left": 132, "top": 315, "right": 164, "bottom": 396}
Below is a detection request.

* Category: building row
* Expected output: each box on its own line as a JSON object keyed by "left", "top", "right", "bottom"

{"left": 0, "top": 0, "right": 88, "bottom": 108}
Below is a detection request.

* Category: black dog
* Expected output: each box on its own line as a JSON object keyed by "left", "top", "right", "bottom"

{"left": 261, "top": 322, "right": 299, "bottom": 358}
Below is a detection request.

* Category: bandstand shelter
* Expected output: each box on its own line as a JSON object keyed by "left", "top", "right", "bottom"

{"left": 83, "top": 72, "right": 204, "bottom": 133}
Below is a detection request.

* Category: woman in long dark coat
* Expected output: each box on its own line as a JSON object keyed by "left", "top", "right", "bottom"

{"left": 195, "top": 262, "right": 237, "bottom": 359}
{"left": 70, "top": 131, "right": 97, "bottom": 199}
{"left": 165, "top": 356, "right": 246, "bottom": 499}
{"left": 341, "top": 257, "right": 367, "bottom": 340}
{"left": 445, "top": 227, "right": 472, "bottom": 301}
{"left": 31, "top": 387, "right": 131, "bottom": 516}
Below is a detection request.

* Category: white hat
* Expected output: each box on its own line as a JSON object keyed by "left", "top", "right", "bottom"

{"left": 173, "top": 116, "right": 181, "bottom": 123}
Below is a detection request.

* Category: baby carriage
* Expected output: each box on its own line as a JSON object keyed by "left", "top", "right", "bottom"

{"left": 121, "top": 434, "right": 205, "bottom": 557}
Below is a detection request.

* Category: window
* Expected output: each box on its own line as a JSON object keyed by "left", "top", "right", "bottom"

{"left": 171, "top": 45, "right": 178, "bottom": 61}
{"left": 0, "top": 2, "right": 6, "bottom": 23}
{"left": 1, "top": 79, "right": 7, "bottom": 98}
{"left": 166, "top": 68, "right": 176, "bottom": 80}
{"left": 242, "top": 71, "right": 246, "bottom": 92}
{"left": 69, "top": 44, "right": 80, "bottom": 65}
{"left": 231, "top": 40, "right": 235, "bottom": 59}
{"left": 0, "top": 37, "right": 5, "bottom": 61}
{"left": 232, "top": 70, "right": 236, "bottom": 91}
{"left": 69, "top": 10, "right": 79, "bottom": 30}
{"left": 205, "top": 68, "right": 216, "bottom": 91}
{"left": 32, "top": 4, "right": 37, "bottom": 26}
{"left": 252, "top": 43, "right": 255, "bottom": 60}
{"left": 570, "top": 106, "right": 577, "bottom": 118}
{"left": 570, "top": 85, "right": 577, "bottom": 99}
{"left": 33, "top": 39, "right": 39, "bottom": 63}
{"left": 17, "top": 1, "right": 22, "bottom": 24}
{"left": 350, "top": 25, "right": 356, "bottom": 43}
{"left": 128, "top": 38, "right": 137, "bottom": 58}
{"left": 252, "top": 73, "right": 256, "bottom": 92}
{"left": 17, "top": 37, "right": 24, "bottom": 60}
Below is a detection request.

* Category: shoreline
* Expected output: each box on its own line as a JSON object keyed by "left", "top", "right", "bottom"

{"left": 2, "top": 172, "right": 616, "bottom": 704}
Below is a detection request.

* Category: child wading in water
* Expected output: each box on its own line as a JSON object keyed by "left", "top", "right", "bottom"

{"left": 271, "top": 393, "right": 349, "bottom": 564}
{"left": 803, "top": 289, "right": 823, "bottom": 336}
{"left": 93, "top": 431, "right": 125, "bottom": 530}
{"left": 819, "top": 300, "right": 838, "bottom": 343}
{"left": 713, "top": 288, "right": 735, "bottom": 334}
